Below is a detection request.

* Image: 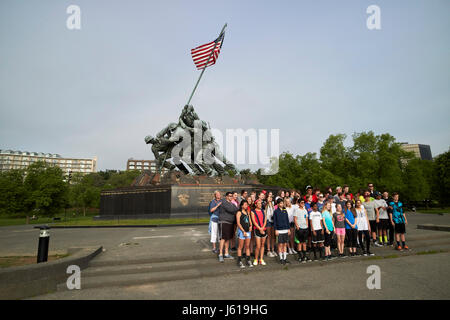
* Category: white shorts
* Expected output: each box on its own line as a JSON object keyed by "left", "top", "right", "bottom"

{"left": 210, "top": 221, "right": 219, "bottom": 243}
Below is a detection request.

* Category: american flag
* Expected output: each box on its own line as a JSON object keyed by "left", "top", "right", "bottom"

{"left": 191, "top": 32, "right": 225, "bottom": 70}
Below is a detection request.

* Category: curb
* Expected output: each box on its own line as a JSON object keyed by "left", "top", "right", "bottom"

{"left": 417, "top": 224, "right": 450, "bottom": 232}
{"left": 0, "top": 246, "right": 103, "bottom": 300}
{"left": 48, "top": 222, "right": 209, "bottom": 229}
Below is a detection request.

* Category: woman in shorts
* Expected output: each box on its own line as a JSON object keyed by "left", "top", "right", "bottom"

{"left": 236, "top": 200, "right": 253, "bottom": 268}
{"left": 333, "top": 203, "right": 347, "bottom": 257}
{"left": 251, "top": 199, "right": 267, "bottom": 266}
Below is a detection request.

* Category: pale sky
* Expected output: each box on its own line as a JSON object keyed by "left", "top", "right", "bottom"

{"left": 1, "top": 0, "right": 449, "bottom": 171}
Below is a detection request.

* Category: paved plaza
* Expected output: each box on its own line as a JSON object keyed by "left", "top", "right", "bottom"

{"left": 1, "top": 213, "right": 449, "bottom": 299}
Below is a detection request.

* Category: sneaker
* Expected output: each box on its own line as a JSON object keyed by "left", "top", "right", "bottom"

{"left": 224, "top": 254, "right": 234, "bottom": 259}
{"left": 212, "top": 248, "right": 219, "bottom": 254}
{"left": 267, "top": 251, "right": 273, "bottom": 258}
{"left": 363, "top": 251, "right": 368, "bottom": 256}
{"left": 301, "top": 257, "right": 307, "bottom": 263}
{"left": 273, "top": 251, "right": 278, "bottom": 257}
{"left": 281, "top": 259, "right": 286, "bottom": 265}
{"left": 288, "top": 248, "right": 293, "bottom": 254}
{"left": 375, "top": 242, "right": 383, "bottom": 247}
{"left": 292, "top": 249, "right": 297, "bottom": 254}
{"left": 368, "top": 252, "right": 375, "bottom": 256}
{"left": 238, "top": 260, "right": 246, "bottom": 268}
{"left": 218, "top": 255, "right": 224, "bottom": 263}
{"left": 247, "top": 259, "right": 253, "bottom": 268}
{"left": 253, "top": 259, "right": 258, "bottom": 266}
{"left": 396, "top": 246, "right": 403, "bottom": 251}
{"left": 403, "top": 245, "right": 409, "bottom": 250}
{"left": 259, "top": 259, "right": 266, "bottom": 266}
{"left": 305, "top": 257, "right": 312, "bottom": 262}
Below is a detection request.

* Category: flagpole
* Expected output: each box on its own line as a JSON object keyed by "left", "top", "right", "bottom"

{"left": 186, "top": 23, "right": 227, "bottom": 106}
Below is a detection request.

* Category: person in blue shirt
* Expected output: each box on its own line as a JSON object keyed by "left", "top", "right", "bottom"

{"left": 322, "top": 202, "right": 335, "bottom": 261}
{"left": 273, "top": 198, "right": 291, "bottom": 265}
{"left": 208, "top": 190, "right": 222, "bottom": 254}
{"left": 389, "top": 192, "right": 409, "bottom": 251}
{"left": 344, "top": 200, "right": 358, "bottom": 257}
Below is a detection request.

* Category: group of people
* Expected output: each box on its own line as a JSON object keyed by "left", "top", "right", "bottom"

{"left": 208, "top": 183, "right": 408, "bottom": 268}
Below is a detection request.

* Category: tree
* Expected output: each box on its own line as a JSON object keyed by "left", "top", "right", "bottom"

{"left": 0, "top": 169, "right": 27, "bottom": 216}
{"left": 433, "top": 149, "right": 450, "bottom": 206}
{"left": 24, "top": 161, "right": 68, "bottom": 216}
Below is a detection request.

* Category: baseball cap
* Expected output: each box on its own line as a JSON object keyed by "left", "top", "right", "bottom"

{"left": 305, "top": 185, "right": 312, "bottom": 191}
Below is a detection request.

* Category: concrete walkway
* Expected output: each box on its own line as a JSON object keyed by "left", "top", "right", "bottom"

{"left": 1, "top": 213, "right": 448, "bottom": 299}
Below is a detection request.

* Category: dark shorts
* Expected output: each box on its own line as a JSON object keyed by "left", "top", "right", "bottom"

{"left": 346, "top": 228, "right": 358, "bottom": 247}
{"left": 395, "top": 223, "right": 406, "bottom": 234}
{"left": 378, "top": 219, "right": 389, "bottom": 230}
{"left": 220, "top": 222, "right": 235, "bottom": 240}
{"left": 369, "top": 220, "right": 377, "bottom": 232}
{"left": 254, "top": 228, "right": 267, "bottom": 238}
{"left": 278, "top": 233, "right": 289, "bottom": 244}
{"left": 295, "top": 228, "right": 308, "bottom": 244}
{"left": 266, "top": 221, "right": 274, "bottom": 228}
{"left": 312, "top": 230, "right": 324, "bottom": 244}
{"left": 324, "top": 230, "right": 334, "bottom": 247}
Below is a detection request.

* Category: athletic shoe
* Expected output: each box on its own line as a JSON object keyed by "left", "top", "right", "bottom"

{"left": 374, "top": 242, "right": 383, "bottom": 247}
{"left": 253, "top": 259, "right": 258, "bottom": 266}
{"left": 305, "top": 257, "right": 312, "bottom": 262}
{"left": 363, "top": 251, "right": 368, "bottom": 256}
{"left": 238, "top": 260, "right": 246, "bottom": 268}
{"left": 247, "top": 259, "right": 253, "bottom": 268}
{"left": 259, "top": 259, "right": 266, "bottom": 266}
{"left": 212, "top": 249, "right": 219, "bottom": 254}
{"left": 224, "top": 254, "right": 234, "bottom": 259}
{"left": 281, "top": 259, "right": 286, "bottom": 265}
{"left": 218, "top": 255, "right": 224, "bottom": 263}
{"left": 292, "top": 249, "right": 297, "bottom": 254}
{"left": 273, "top": 251, "right": 278, "bottom": 257}
{"left": 396, "top": 246, "right": 403, "bottom": 251}
{"left": 288, "top": 248, "right": 293, "bottom": 254}
{"left": 267, "top": 251, "right": 273, "bottom": 257}
{"left": 368, "top": 252, "right": 375, "bottom": 256}
{"left": 403, "top": 245, "right": 409, "bottom": 250}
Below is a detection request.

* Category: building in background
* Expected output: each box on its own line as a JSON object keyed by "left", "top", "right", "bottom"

{"left": 126, "top": 159, "right": 168, "bottom": 173}
{"left": 400, "top": 143, "right": 433, "bottom": 160}
{"left": 0, "top": 149, "right": 97, "bottom": 175}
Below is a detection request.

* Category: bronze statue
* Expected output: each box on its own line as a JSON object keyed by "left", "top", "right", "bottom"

{"left": 145, "top": 105, "right": 238, "bottom": 176}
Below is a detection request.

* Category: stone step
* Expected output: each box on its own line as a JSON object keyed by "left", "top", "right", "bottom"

{"left": 88, "top": 253, "right": 212, "bottom": 267}
{"left": 83, "top": 258, "right": 218, "bottom": 278}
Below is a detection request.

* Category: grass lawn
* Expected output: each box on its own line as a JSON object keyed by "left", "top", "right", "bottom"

{"left": 0, "top": 213, "right": 210, "bottom": 227}
{"left": 414, "top": 207, "right": 450, "bottom": 214}
{"left": 0, "top": 254, "right": 69, "bottom": 268}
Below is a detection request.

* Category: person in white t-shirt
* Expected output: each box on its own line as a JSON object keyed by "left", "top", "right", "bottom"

{"left": 294, "top": 199, "right": 310, "bottom": 263}
{"left": 374, "top": 192, "right": 389, "bottom": 246}
{"left": 285, "top": 197, "right": 297, "bottom": 255}
{"left": 309, "top": 203, "right": 325, "bottom": 261}
{"left": 355, "top": 200, "right": 373, "bottom": 256}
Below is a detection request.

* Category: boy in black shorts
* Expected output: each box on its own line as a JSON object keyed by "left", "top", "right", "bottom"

{"left": 309, "top": 203, "right": 325, "bottom": 261}
{"left": 294, "top": 199, "right": 310, "bottom": 263}
{"left": 273, "top": 198, "right": 291, "bottom": 265}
